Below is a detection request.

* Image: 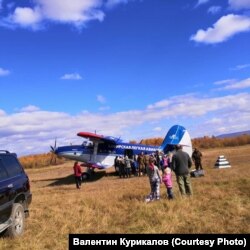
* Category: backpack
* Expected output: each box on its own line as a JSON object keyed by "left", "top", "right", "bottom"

{"left": 190, "top": 169, "right": 205, "bottom": 177}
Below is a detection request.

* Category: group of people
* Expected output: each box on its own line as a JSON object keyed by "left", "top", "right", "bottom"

{"left": 114, "top": 155, "right": 135, "bottom": 178}
{"left": 145, "top": 145, "right": 194, "bottom": 202}
{"left": 114, "top": 151, "right": 173, "bottom": 179}
{"left": 72, "top": 146, "right": 203, "bottom": 203}
{"left": 144, "top": 147, "right": 203, "bottom": 201}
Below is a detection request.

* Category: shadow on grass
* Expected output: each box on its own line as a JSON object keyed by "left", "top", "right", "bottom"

{"left": 35, "top": 170, "right": 119, "bottom": 187}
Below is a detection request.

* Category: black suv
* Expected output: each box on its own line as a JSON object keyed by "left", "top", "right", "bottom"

{"left": 0, "top": 150, "right": 32, "bottom": 237}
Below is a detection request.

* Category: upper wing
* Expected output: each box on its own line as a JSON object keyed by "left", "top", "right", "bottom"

{"left": 77, "top": 132, "right": 103, "bottom": 142}
{"left": 77, "top": 132, "right": 118, "bottom": 144}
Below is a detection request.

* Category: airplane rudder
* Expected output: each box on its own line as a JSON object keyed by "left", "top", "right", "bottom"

{"left": 160, "top": 124, "right": 189, "bottom": 152}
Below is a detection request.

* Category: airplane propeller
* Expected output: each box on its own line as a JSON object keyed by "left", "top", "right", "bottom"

{"left": 50, "top": 145, "right": 55, "bottom": 152}
{"left": 50, "top": 138, "right": 57, "bottom": 165}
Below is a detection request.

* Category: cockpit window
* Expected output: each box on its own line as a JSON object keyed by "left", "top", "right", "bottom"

{"left": 82, "top": 141, "right": 93, "bottom": 148}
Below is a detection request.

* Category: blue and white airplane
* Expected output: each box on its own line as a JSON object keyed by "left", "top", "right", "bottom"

{"left": 51, "top": 124, "right": 192, "bottom": 179}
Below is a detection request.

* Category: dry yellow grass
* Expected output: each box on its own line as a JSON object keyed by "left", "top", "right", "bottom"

{"left": 0, "top": 145, "right": 250, "bottom": 249}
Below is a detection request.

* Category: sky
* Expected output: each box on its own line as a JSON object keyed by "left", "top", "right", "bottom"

{"left": 0, "top": 0, "right": 250, "bottom": 156}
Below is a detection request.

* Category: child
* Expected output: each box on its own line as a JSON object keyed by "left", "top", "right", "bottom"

{"left": 162, "top": 167, "right": 174, "bottom": 199}
{"left": 145, "top": 156, "right": 162, "bottom": 202}
{"left": 161, "top": 154, "right": 169, "bottom": 173}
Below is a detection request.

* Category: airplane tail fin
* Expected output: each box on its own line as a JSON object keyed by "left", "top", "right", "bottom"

{"left": 159, "top": 125, "right": 192, "bottom": 157}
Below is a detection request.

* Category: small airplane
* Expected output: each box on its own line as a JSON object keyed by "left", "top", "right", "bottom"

{"left": 50, "top": 124, "right": 192, "bottom": 179}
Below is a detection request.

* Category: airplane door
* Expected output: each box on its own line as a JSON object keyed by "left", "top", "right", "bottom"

{"left": 124, "top": 149, "right": 134, "bottom": 159}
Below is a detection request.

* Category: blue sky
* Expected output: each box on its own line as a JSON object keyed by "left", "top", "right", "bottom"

{"left": 0, "top": 0, "right": 250, "bottom": 156}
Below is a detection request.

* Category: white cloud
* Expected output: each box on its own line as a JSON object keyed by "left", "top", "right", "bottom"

{"left": 99, "top": 106, "right": 110, "bottom": 111}
{"left": 215, "top": 78, "right": 250, "bottom": 90}
{"left": 147, "top": 100, "right": 170, "bottom": 109}
{"left": 106, "top": 0, "right": 128, "bottom": 9}
{"left": 207, "top": 6, "right": 222, "bottom": 14}
{"left": 201, "top": 110, "right": 250, "bottom": 136}
{"left": 190, "top": 14, "right": 250, "bottom": 44}
{"left": 1, "top": 92, "right": 250, "bottom": 155}
{"left": 97, "top": 95, "right": 106, "bottom": 104}
{"left": 153, "top": 127, "right": 162, "bottom": 132}
{"left": 230, "top": 64, "right": 250, "bottom": 70}
{"left": 37, "top": 0, "right": 104, "bottom": 24}
{"left": 228, "top": 0, "right": 250, "bottom": 10}
{"left": 213, "top": 79, "right": 236, "bottom": 85}
{"left": 19, "top": 105, "right": 41, "bottom": 113}
{"left": 61, "top": 73, "right": 82, "bottom": 80}
{"left": 11, "top": 7, "right": 42, "bottom": 28}
{"left": 195, "top": 0, "right": 210, "bottom": 8}
{"left": 0, "top": 0, "right": 132, "bottom": 30}
{"left": 0, "top": 0, "right": 105, "bottom": 29}
{"left": 0, "top": 67, "right": 10, "bottom": 76}
{"left": 0, "top": 109, "right": 6, "bottom": 116}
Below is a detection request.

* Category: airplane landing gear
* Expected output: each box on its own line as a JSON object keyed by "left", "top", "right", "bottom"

{"left": 81, "top": 167, "right": 95, "bottom": 180}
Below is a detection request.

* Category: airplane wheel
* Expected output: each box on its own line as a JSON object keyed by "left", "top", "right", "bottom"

{"left": 81, "top": 172, "right": 90, "bottom": 180}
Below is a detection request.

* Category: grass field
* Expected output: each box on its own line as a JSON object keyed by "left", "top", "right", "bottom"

{"left": 1, "top": 145, "right": 250, "bottom": 249}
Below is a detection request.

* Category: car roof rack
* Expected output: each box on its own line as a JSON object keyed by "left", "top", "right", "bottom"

{"left": 0, "top": 150, "right": 10, "bottom": 154}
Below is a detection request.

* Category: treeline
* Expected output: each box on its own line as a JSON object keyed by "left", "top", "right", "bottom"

{"left": 19, "top": 152, "right": 67, "bottom": 169}
{"left": 192, "top": 134, "right": 250, "bottom": 149}
{"left": 140, "top": 138, "right": 163, "bottom": 146}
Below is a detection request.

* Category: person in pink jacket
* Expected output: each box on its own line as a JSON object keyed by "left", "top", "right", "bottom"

{"left": 162, "top": 167, "right": 174, "bottom": 199}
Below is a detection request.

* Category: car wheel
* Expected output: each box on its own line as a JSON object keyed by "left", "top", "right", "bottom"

{"left": 6, "top": 203, "right": 25, "bottom": 237}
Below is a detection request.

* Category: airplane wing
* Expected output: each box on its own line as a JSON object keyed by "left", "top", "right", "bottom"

{"left": 77, "top": 132, "right": 118, "bottom": 144}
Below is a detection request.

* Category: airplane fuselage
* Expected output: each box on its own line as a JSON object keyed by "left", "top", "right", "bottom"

{"left": 53, "top": 125, "right": 192, "bottom": 172}
{"left": 55, "top": 142, "right": 158, "bottom": 169}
